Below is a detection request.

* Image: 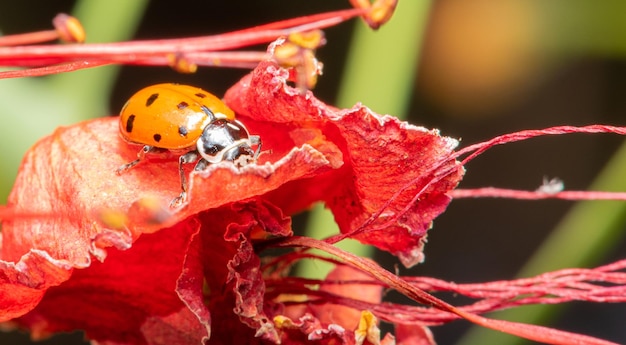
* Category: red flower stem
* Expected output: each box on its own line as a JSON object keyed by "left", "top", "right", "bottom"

{"left": 230, "top": 8, "right": 365, "bottom": 33}
{"left": 455, "top": 125, "right": 626, "bottom": 165}
{"left": 273, "top": 236, "right": 619, "bottom": 345}
{"left": 451, "top": 187, "right": 626, "bottom": 200}
{"left": 265, "top": 252, "right": 626, "bottom": 324}
{"left": 0, "top": 51, "right": 268, "bottom": 79}
{"left": 128, "top": 51, "right": 268, "bottom": 68}
{"left": 0, "top": 8, "right": 364, "bottom": 66}
{"left": 0, "top": 30, "right": 59, "bottom": 47}
{"left": 262, "top": 251, "right": 345, "bottom": 276}
{"left": 268, "top": 275, "right": 626, "bottom": 324}
{"left": 0, "top": 61, "right": 112, "bottom": 79}
{"left": 448, "top": 125, "right": 626, "bottom": 201}
{"left": 0, "top": 31, "right": 282, "bottom": 62}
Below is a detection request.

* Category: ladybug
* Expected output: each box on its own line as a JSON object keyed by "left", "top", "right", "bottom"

{"left": 117, "top": 83, "right": 261, "bottom": 206}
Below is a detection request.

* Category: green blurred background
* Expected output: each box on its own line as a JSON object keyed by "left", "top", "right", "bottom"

{"left": 1, "top": 1, "right": 626, "bottom": 344}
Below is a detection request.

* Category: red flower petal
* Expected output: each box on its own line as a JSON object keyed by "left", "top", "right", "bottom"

{"left": 0, "top": 112, "right": 325, "bottom": 337}
{"left": 1, "top": 59, "right": 463, "bottom": 343}
{"left": 0, "top": 251, "right": 72, "bottom": 321}
{"left": 224, "top": 61, "right": 464, "bottom": 267}
{"left": 3, "top": 115, "right": 331, "bottom": 260}
{"left": 200, "top": 200, "right": 291, "bottom": 343}
{"left": 15, "top": 219, "right": 205, "bottom": 343}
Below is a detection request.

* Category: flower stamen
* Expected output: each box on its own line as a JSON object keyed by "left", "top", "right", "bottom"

{"left": 349, "top": 0, "right": 398, "bottom": 29}
{"left": 272, "top": 30, "right": 325, "bottom": 90}
{"left": 0, "top": 13, "right": 84, "bottom": 47}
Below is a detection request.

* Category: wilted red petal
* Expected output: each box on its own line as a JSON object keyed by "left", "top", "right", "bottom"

{"left": 2, "top": 115, "right": 330, "bottom": 258}
{"left": 0, "top": 251, "right": 72, "bottom": 321}
{"left": 2, "top": 58, "right": 464, "bottom": 343}
{"left": 6, "top": 197, "right": 293, "bottom": 343}
{"left": 15, "top": 219, "right": 204, "bottom": 343}
{"left": 199, "top": 200, "right": 292, "bottom": 343}
{"left": 0, "top": 110, "right": 326, "bottom": 337}
{"left": 224, "top": 61, "right": 464, "bottom": 267}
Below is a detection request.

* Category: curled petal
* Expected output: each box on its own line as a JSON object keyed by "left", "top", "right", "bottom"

{"left": 225, "top": 61, "right": 464, "bottom": 267}
{"left": 3, "top": 57, "right": 462, "bottom": 343}
{"left": 14, "top": 220, "right": 205, "bottom": 343}
{"left": 0, "top": 251, "right": 73, "bottom": 322}
{"left": 0, "top": 112, "right": 328, "bottom": 332}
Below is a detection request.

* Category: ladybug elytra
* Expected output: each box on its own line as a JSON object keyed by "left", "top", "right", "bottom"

{"left": 117, "top": 83, "right": 261, "bottom": 206}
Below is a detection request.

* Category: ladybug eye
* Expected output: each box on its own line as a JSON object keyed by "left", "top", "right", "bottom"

{"left": 205, "top": 145, "right": 220, "bottom": 155}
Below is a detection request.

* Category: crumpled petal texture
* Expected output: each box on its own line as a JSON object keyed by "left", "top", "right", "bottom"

{"left": 224, "top": 61, "right": 463, "bottom": 266}
{"left": 0, "top": 60, "right": 463, "bottom": 344}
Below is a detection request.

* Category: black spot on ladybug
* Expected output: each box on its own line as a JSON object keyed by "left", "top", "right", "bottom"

{"left": 153, "top": 133, "right": 162, "bottom": 142}
{"left": 195, "top": 92, "right": 207, "bottom": 98}
{"left": 125, "top": 114, "right": 136, "bottom": 133}
{"left": 178, "top": 126, "right": 188, "bottom": 137}
{"left": 146, "top": 93, "right": 159, "bottom": 107}
{"left": 177, "top": 101, "right": 189, "bottom": 110}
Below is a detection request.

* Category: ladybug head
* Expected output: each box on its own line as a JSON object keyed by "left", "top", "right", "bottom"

{"left": 197, "top": 119, "right": 261, "bottom": 167}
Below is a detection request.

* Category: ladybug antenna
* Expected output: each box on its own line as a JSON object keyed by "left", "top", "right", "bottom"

{"left": 200, "top": 105, "right": 217, "bottom": 122}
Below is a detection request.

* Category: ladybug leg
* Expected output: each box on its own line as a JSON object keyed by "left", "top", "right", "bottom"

{"left": 117, "top": 145, "right": 164, "bottom": 173}
{"left": 194, "top": 158, "right": 210, "bottom": 171}
{"left": 249, "top": 135, "right": 262, "bottom": 160}
{"left": 170, "top": 151, "right": 199, "bottom": 207}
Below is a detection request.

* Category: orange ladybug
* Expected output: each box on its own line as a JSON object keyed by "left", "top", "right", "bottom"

{"left": 117, "top": 83, "right": 261, "bottom": 206}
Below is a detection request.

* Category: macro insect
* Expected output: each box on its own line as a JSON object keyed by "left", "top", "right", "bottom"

{"left": 117, "top": 83, "right": 261, "bottom": 206}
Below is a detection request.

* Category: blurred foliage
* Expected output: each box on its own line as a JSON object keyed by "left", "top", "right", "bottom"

{"left": 0, "top": 0, "right": 148, "bottom": 203}
{"left": 420, "top": 0, "right": 626, "bottom": 117}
